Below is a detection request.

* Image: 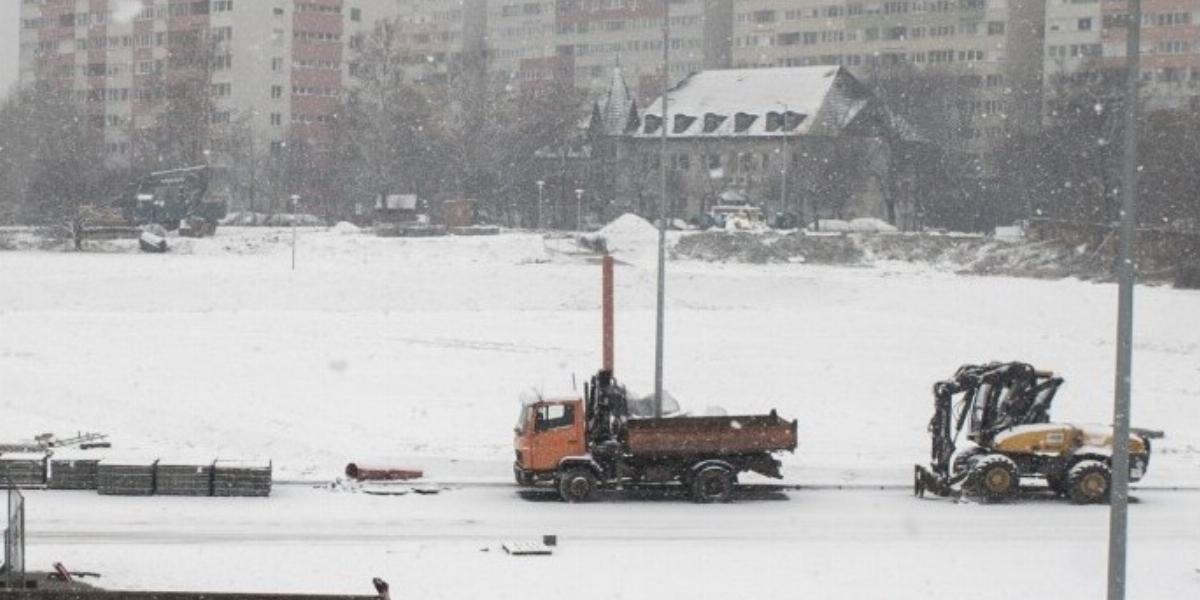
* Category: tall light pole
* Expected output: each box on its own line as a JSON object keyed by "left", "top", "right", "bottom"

{"left": 574, "top": 188, "right": 585, "bottom": 232}
{"left": 654, "top": 1, "right": 670, "bottom": 419}
{"left": 535, "top": 180, "right": 545, "bottom": 230}
{"left": 290, "top": 194, "right": 300, "bottom": 271}
{"left": 777, "top": 102, "right": 789, "bottom": 224}
{"left": 1108, "top": 1, "right": 1141, "bottom": 599}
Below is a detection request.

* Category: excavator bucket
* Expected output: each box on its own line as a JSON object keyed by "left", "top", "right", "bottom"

{"left": 913, "top": 465, "right": 956, "bottom": 498}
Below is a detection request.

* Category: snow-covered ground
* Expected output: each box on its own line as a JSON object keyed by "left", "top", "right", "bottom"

{"left": 21, "top": 486, "right": 1200, "bottom": 599}
{"left": 2, "top": 227, "right": 1199, "bottom": 596}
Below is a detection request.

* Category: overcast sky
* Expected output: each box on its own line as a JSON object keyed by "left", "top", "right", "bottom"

{"left": 1, "top": 2, "right": 20, "bottom": 98}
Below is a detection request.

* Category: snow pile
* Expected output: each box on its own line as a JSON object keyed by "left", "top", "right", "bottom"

{"left": 221, "top": 212, "right": 327, "bottom": 227}
{"left": 816, "top": 219, "right": 852, "bottom": 232}
{"left": 847, "top": 218, "right": 899, "bottom": 233}
{"left": 330, "top": 221, "right": 361, "bottom": 234}
{"left": 819, "top": 218, "right": 898, "bottom": 233}
{"left": 993, "top": 224, "right": 1026, "bottom": 240}
{"left": 590, "top": 213, "right": 661, "bottom": 264}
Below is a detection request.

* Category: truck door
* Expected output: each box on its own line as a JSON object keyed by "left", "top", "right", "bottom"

{"left": 528, "top": 402, "right": 585, "bottom": 472}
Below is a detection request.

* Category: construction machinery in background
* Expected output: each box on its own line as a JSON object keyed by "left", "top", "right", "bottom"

{"left": 512, "top": 256, "right": 798, "bottom": 503}
{"left": 81, "top": 166, "right": 226, "bottom": 244}
{"left": 914, "top": 362, "right": 1161, "bottom": 503}
{"left": 126, "top": 166, "right": 225, "bottom": 236}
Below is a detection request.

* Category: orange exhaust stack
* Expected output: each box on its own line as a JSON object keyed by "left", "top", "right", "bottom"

{"left": 602, "top": 254, "right": 614, "bottom": 373}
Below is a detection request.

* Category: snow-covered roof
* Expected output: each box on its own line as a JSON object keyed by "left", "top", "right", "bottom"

{"left": 633, "top": 66, "right": 919, "bottom": 141}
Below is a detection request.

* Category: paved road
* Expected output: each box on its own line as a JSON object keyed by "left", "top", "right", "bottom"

{"left": 18, "top": 486, "right": 1200, "bottom": 599}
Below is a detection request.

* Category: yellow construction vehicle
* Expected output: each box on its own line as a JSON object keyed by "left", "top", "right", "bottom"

{"left": 914, "top": 362, "right": 1161, "bottom": 503}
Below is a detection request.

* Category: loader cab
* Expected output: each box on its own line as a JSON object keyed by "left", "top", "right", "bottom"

{"left": 514, "top": 397, "right": 587, "bottom": 476}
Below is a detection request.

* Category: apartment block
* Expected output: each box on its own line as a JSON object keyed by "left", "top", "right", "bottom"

{"left": 485, "top": 0, "right": 733, "bottom": 100}
{"left": 16, "top": 0, "right": 405, "bottom": 165}
{"left": 379, "top": 0, "right": 486, "bottom": 87}
{"left": 730, "top": 0, "right": 1047, "bottom": 166}
{"left": 1100, "top": 0, "right": 1200, "bottom": 109}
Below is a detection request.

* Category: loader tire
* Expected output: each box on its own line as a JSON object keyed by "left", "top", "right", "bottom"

{"left": 968, "top": 455, "right": 1020, "bottom": 502}
{"left": 557, "top": 468, "right": 597, "bottom": 503}
{"left": 1067, "top": 460, "right": 1111, "bottom": 504}
{"left": 690, "top": 465, "right": 735, "bottom": 503}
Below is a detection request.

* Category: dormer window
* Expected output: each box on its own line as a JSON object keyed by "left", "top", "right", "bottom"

{"left": 643, "top": 114, "right": 663, "bottom": 134}
{"left": 703, "top": 113, "right": 727, "bottom": 133}
{"left": 734, "top": 112, "right": 758, "bottom": 133}
{"left": 673, "top": 114, "right": 697, "bottom": 134}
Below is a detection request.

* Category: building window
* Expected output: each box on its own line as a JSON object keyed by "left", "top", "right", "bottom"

{"left": 987, "top": 21, "right": 1005, "bottom": 35}
{"left": 271, "top": 85, "right": 283, "bottom": 99}
{"left": 1078, "top": 18, "right": 1092, "bottom": 31}
{"left": 270, "top": 113, "right": 282, "bottom": 126}
{"left": 350, "top": 8, "right": 361, "bottom": 21}
{"left": 753, "top": 10, "right": 776, "bottom": 23}
{"left": 271, "top": 58, "right": 283, "bottom": 72}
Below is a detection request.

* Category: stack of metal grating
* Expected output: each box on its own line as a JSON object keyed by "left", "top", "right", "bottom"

{"left": 96, "top": 458, "right": 158, "bottom": 495}
{"left": 156, "top": 459, "right": 216, "bottom": 496}
{"left": 213, "top": 459, "right": 272, "bottom": 497}
{"left": 46, "top": 449, "right": 106, "bottom": 490}
{"left": 0, "top": 452, "right": 48, "bottom": 486}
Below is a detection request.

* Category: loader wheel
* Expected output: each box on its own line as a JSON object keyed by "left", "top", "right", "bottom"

{"left": 968, "top": 455, "right": 1020, "bottom": 502}
{"left": 1067, "top": 460, "right": 1111, "bottom": 504}
{"left": 557, "top": 468, "right": 597, "bottom": 503}
{"left": 690, "top": 465, "right": 734, "bottom": 503}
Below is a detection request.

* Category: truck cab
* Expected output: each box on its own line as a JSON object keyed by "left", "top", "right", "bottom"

{"left": 513, "top": 397, "right": 587, "bottom": 485}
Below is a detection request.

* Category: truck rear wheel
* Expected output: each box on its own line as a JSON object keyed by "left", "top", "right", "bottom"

{"left": 557, "top": 468, "right": 597, "bottom": 503}
{"left": 690, "top": 465, "right": 734, "bottom": 503}
{"left": 1067, "top": 460, "right": 1111, "bottom": 504}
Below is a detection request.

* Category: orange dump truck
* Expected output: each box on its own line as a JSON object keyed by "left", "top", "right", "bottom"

{"left": 514, "top": 369, "right": 797, "bottom": 503}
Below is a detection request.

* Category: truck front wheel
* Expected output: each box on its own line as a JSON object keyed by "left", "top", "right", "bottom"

{"left": 557, "top": 468, "right": 597, "bottom": 503}
{"left": 690, "top": 465, "right": 734, "bottom": 503}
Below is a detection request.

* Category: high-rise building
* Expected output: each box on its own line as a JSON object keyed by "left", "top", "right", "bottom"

{"left": 484, "top": 0, "right": 733, "bottom": 100}
{"left": 1044, "top": 0, "right": 1200, "bottom": 115}
{"left": 1099, "top": 0, "right": 1200, "bottom": 109}
{"left": 381, "top": 0, "right": 486, "bottom": 87}
{"left": 16, "top": 0, "right": 412, "bottom": 166}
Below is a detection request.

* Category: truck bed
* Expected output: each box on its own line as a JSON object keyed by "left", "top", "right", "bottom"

{"left": 625, "top": 411, "right": 797, "bottom": 457}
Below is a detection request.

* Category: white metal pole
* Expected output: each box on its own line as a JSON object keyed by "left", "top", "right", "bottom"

{"left": 575, "top": 189, "right": 584, "bottom": 232}
{"left": 1108, "top": 2, "right": 1141, "bottom": 599}
{"left": 654, "top": 2, "right": 670, "bottom": 419}
{"left": 536, "top": 181, "right": 544, "bottom": 230}
{"left": 780, "top": 103, "right": 789, "bottom": 222}
{"left": 290, "top": 194, "right": 300, "bottom": 271}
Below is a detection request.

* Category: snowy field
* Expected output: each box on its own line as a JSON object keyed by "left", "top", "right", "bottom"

{"left": 2, "top": 226, "right": 1199, "bottom": 596}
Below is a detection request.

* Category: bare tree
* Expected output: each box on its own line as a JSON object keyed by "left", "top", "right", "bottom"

{"left": 4, "top": 85, "right": 112, "bottom": 248}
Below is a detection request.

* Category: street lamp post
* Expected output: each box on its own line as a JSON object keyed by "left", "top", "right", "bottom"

{"left": 654, "top": 1, "right": 670, "bottom": 419}
{"left": 574, "top": 188, "right": 584, "bottom": 232}
{"left": 290, "top": 194, "right": 300, "bottom": 271}
{"left": 1108, "top": 1, "right": 1142, "bottom": 599}
{"left": 777, "top": 103, "right": 789, "bottom": 225}
{"left": 536, "top": 180, "right": 545, "bottom": 230}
